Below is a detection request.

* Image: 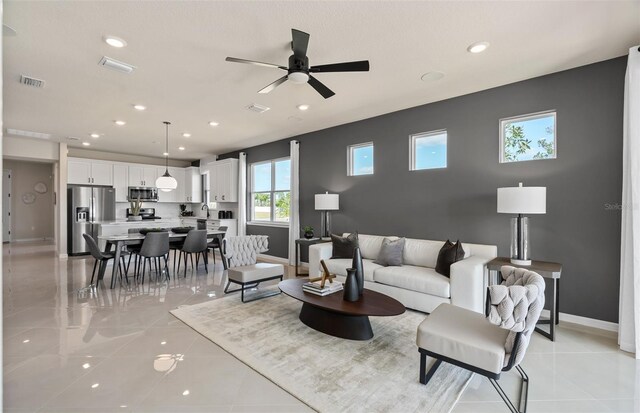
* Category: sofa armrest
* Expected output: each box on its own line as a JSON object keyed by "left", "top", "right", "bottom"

{"left": 309, "top": 243, "right": 333, "bottom": 277}
{"left": 450, "top": 255, "right": 493, "bottom": 313}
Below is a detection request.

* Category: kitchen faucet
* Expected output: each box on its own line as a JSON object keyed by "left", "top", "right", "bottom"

{"left": 201, "top": 204, "right": 210, "bottom": 218}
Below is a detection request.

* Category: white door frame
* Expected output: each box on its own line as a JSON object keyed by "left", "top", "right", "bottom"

{"left": 3, "top": 168, "right": 12, "bottom": 243}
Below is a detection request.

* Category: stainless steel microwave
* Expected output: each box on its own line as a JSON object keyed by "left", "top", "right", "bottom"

{"left": 128, "top": 187, "right": 158, "bottom": 202}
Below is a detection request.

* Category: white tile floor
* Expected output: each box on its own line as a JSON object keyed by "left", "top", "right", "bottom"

{"left": 3, "top": 241, "right": 639, "bottom": 412}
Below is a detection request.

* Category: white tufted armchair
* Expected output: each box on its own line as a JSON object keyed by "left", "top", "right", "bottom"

{"left": 222, "top": 235, "right": 284, "bottom": 302}
{"left": 416, "top": 265, "right": 545, "bottom": 413}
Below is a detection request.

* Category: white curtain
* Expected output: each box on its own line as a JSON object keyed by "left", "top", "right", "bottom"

{"left": 619, "top": 46, "right": 640, "bottom": 357}
{"left": 288, "top": 141, "right": 300, "bottom": 265}
{"left": 237, "top": 152, "right": 247, "bottom": 237}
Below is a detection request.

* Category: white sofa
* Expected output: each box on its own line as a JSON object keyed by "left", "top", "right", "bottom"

{"left": 309, "top": 234, "right": 497, "bottom": 314}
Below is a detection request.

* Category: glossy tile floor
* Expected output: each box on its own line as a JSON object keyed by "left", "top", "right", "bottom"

{"left": 3, "top": 241, "right": 639, "bottom": 412}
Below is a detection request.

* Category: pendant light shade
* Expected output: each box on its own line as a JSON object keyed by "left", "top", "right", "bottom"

{"left": 156, "top": 121, "right": 178, "bottom": 192}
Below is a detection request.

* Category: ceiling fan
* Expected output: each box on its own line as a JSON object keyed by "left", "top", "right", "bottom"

{"left": 225, "top": 29, "right": 370, "bottom": 99}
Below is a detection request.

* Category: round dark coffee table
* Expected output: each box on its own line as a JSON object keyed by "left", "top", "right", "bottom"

{"left": 279, "top": 278, "right": 406, "bottom": 340}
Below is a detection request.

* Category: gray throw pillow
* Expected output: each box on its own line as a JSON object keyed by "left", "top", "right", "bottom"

{"left": 374, "top": 237, "right": 405, "bottom": 266}
{"left": 331, "top": 232, "right": 359, "bottom": 259}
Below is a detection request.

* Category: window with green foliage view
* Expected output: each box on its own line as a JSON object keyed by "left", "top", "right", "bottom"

{"left": 500, "top": 111, "right": 556, "bottom": 163}
{"left": 250, "top": 158, "right": 290, "bottom": 223}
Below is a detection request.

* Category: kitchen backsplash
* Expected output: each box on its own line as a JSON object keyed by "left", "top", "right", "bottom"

{"left": 115, "top": 202, "right": 181, "bottom": 219}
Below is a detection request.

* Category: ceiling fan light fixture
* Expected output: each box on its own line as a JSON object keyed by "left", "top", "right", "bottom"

{"left": 288, "top": 72, "right": 309, "bottom": 84}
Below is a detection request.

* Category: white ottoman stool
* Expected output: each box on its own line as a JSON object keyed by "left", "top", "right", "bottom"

{"left": 225, "top": 263, "right": 284, "bottom": 302}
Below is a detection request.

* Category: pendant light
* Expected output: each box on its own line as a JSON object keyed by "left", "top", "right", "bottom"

{"left": 155, "top": 121, "right": 178, "bottom": 192}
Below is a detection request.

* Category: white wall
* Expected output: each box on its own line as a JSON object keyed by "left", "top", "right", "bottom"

{"left": 3, "top": 136, "right": 59, "bottom": 162}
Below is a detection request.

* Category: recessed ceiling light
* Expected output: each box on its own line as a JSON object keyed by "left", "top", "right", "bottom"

{"left": 297, "top": 104, "right": 309, "bottom": 111}
{"left": 82, "top": 142, "right": 91, "bottom": 146}
{"left": 178, "top": 146, "right": 185, "bottom": 151}
{"left": 208, "top": 121, "right": 219, "bottom": 127}
{"left": 91, "top": 383, "right": 100, "bottom": 389}
{"left": 133, "top": 104, "right": 146, "bottom": 111}
{"left": 114, "top": 120, "right": 126, "bottom": 126}
{"left": 163, "top": 152, "right": 169, "bottom": 156}
{"left": 421, "top": 71, "right": 445, "bottom": 82}
{"left": 182, "top": 133, "right": 191, "bottom": 138}
{"left": 90, "top": 133, "right": 100, "bottom": 138}
{"left": 104, "top": 36, "right": 126, "bottom": 48}
{"left": 467, "top": 41, "right": 490, "bottom": 54}
{"left": 182, "top": 390, "right": 190, "bottom": 396}
{"left": 22, "top": 339, "right": 30, "bottom": 343}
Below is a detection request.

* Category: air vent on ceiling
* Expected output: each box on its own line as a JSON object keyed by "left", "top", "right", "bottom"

{"left": 98, "top": 56, "right": 136, "bottom": 74}
{"left": 6, "top": 128, "right": 52, "bottom": 140}
{"left": 246, "top": 103, "right": 270, "bottom": 114}
{"left": 20, "top": 75, "right": 45, "bottom": 88}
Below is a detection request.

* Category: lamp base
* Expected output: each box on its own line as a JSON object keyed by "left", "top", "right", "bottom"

{"left": 510, "top": 258, "right": 532, "bottom": 266}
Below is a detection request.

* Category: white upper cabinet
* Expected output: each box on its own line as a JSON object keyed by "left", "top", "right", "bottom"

{"left": 212, "top": 159, "right": 238, "bottom": 202}
{"left": 184, "top": 167, "right": 202, "bottom": 203}
{"left": 128, "top": 165, "right": 157, "bottom": 187}
{"left": 68, "top": 158, "right": 113, "bottom": 186}
{"left": 113, "top": 164, "right": 129, "bottom": 202}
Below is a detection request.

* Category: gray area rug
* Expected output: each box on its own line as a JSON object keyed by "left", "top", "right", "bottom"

{"left": 171, "top": 292, "right": 472, "bottom": 413}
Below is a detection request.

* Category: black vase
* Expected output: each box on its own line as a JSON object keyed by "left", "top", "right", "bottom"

{"left": 343, "top": 268, "right": 359, "bottom": 302}
{"left": 352, "top": 247, "right": 364, "bottom": 295}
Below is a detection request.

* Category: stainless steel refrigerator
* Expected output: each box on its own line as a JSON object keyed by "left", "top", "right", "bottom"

{"left": 68, "top": 186, "right": 116, "bottom": 255}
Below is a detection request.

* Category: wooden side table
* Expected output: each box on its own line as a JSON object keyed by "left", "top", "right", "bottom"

{"left": 294, "top": 238, "right": 329, "bottom": 277}
{"left": 486, "top": 257, "right": 562, "bottom": 341}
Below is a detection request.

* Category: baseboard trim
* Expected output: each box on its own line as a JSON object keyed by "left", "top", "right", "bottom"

{"left": 257, "top": 254, "right": 289, "bottom": 265}
{"left": 541, "top": 309, "right": 618, "bottom": 333}
{"left": 13, "top": 237, "right": 54, "bottom": 243}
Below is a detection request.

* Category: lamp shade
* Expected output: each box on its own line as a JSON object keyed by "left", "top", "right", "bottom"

{"left": 497, "top": 183, "right": 546, "bottom": 214}
{"left": 315, "top": 192, "right": 339, "bottom": 211}
{"left": 156, "top": 172, "right": 178, "bottom": 192}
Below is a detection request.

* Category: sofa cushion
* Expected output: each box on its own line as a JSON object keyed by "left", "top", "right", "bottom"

{"left": 324, "top": 258, "right": 379, "bottom": 282}
{"left": 331, "top": 232, "right": 359, "bottom": 259}
{"left": 374, "top": 237, "right": 405, "bottom": 266}
{"left": 402, "top": 239, "right": 445, "bottom": 268}
{"left": 373, "top": 265, "right": 450, "bottom": 298}
{"left": 417, "top": 303, "right": 509, "bottom": 375}
{"left": 228, "top": 263, "right": 284, "bottom": 283}
{"left": 435, "top": 240, "right": 465, "bottom": 277}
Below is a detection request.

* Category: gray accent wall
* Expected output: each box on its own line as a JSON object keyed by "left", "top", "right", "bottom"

{"left": 223, "top": 56, "right": 626, "bottom": 323}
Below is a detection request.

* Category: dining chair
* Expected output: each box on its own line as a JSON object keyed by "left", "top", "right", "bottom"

{"left": 83, "top": 233, "right": 130, "bottom": 287}
{"left": 177, "top": 229, "right": 208, "bottom": 276}
{"left": 207, "top": 226, "right": 227, "bottom": 266}
{"left": 126, "top": 228, "right": 143, "bottom": 276}
{"left": 138, "top": 231, "right": 170, "bottom": 283}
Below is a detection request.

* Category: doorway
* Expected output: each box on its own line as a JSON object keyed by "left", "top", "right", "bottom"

{"left": 3, "top": 169, "right": 11, "bottom": 243}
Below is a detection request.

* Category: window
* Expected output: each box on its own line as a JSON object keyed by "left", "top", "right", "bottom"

{"left": 500, "top": 111, "right": 557, "bottom": 163}
{"left": 250, "top": 158, "right": 291, "bottom": 224}
{"left": 348, "top": 142, "right": 374, "bottom": 176}
{"left": 410, "top": 130, "right": 447, "bottom": 170}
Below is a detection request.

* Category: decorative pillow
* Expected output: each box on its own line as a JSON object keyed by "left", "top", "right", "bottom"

{"left": 331, "top": 232, "right": 359, "bottom": 259}
{"left": 435, "top": 240, "right": 465, "bottom": 277}
{"left": 374, "top": 237, "right": 405, "bottom": 266}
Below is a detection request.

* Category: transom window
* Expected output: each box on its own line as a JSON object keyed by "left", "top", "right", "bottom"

{"left": 410, "top": 130, "right": 447, "bottom": 170}
{"left": 250, "top": 158, "right": 291, "bottom": 224}
{"left": 348, "top": 142, "right": 374, "bottom": 176}
{"left": 500, "top": 111, "right": 557, "bottom": 163}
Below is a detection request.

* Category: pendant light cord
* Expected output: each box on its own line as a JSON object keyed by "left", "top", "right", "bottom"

{"left": 163, "top": 121, "right": 171, "bottom": 174}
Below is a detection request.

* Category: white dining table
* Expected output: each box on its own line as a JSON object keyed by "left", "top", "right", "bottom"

{"left": 98, "top": 230, "right": 226, "bottom": 288}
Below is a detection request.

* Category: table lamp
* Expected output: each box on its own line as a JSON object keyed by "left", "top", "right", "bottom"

{"left": 497, "top": 182, "right": 546, "bottom": 265}
{"left": 315, "top": 192, "right": 339, "bottom": 239}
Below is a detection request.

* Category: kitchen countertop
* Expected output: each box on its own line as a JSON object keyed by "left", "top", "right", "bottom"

{"left": 97, "top": 218, "right": 181, "bottom": 226}
{"left": 181, "top": 217, "right": 237, "bottom": 221}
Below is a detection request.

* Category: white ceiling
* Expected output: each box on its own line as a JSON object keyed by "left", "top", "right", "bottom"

{"left": 4, "top": 1, "right": 639, "bottom": 160}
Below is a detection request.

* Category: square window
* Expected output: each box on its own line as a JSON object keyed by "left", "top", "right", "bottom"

{"left": 348, "top": 142, "right": 374, "bottom": 176}
{"left": 500, "top": 111, "right": 556, "bottom": 163}
{"left": 410, "top": 130, "right": 447, "bottom": 170}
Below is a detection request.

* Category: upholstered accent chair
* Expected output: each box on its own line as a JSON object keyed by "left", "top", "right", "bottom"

{"left": 416, "top": 265, "right": 545, "bottom": 413}
{"left": 223, "top": 235, "right": 284, "bottom": 302}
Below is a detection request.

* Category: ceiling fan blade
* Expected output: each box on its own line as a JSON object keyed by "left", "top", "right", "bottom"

{"left": 258, "top": 75, "right": 288, "bottom": 94}
{"left": 308, "top": 75, "right": 335, "bottom": 99}
{"left": 310, "top": 60, "right": 370, "bottom": 73}
{"left": 291, "top": 29, "right": 310, "bottom": 58}
{"left": 225, "top": 57, "right": 287, "bottom": 70}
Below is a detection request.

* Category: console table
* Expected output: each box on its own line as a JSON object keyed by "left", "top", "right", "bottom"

{"left": 486, "top": 257, "right": 562, "bottom": 341}
{"left": 294, "top": 238, "right": 329, "bottom": 277}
